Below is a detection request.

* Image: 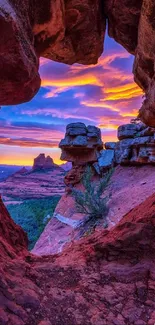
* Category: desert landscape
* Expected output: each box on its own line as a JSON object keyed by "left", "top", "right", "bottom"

{"left": 0, "top": 154, "right": 66, "bottom": 204}
{"left": 1, "top": 1, "right": 155, "bottom": 325}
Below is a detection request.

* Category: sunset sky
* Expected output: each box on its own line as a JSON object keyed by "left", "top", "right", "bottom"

{"left": 0, "top": 35, "right": 143, "bottom": 166}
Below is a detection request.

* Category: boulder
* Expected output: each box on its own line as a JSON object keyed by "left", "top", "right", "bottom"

{"left": 105, "top": 142, "right": 116, "bottom": 150}
{"left": 118, "top": 124, "right": 139, "bottom": 140}
{"left": 98, "top": 149, "right": 115, "bottom": 171}
{"left": 115, "top": 122, "right": 155, "bottom": 165}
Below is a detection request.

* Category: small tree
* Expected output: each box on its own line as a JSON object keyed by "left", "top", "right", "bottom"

{"left": 71, "top": 166, "right": 113, "bottom": 229}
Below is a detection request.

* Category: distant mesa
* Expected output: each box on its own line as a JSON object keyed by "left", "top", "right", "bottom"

{"left": 33, "top": 153, "right": 59, "bottom": 171}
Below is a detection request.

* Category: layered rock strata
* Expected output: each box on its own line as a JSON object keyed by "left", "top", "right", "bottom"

{"left": 115, "top": 122, "right": 155, "bottom": 165}
{"left": 59, "top": 123, "right": 103, "bottom": 165}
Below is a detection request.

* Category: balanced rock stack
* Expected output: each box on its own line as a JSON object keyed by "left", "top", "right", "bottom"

{"left": 59, "top": 122, "right": 103, "bottom": 164}
{"left": 59, "top": 123, "right": 105, "bottom": 185}
{"left": 60, "top": 122, "right": 155, "bottom": 185}
{"left": 115, "top": 122, "right": 155, "bottom": 165}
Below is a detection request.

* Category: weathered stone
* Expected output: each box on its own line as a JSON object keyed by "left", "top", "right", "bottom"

{"left": 118, "top": 124, "right": 139, "bottom": 140}
{"left": 98, "top": 149, "right": 115, "bottom": 171}
{"left": 59, "top": 123, "right": 103, "bottom": 164}
{"left": 72, "top": 135, "right": 88, "bottom": 147}
{"left": 138, "top": 127, "right": 155, "bottom": 137}
{"left": 64, "top": 165, "right": 86, "bottom": 186}
{"left": 104, "top": 0, "right": 143, "bottom": 55}
{"left": 105, "top": 142, "right": 116, "bottom": 150}
{"left": 115, "top": 123, "right": 155, "bottom": 165}
{"left": 87, "top": 125, "right": 101, "bottom": 136}
{"left": 66, "top": 123, "right": 87, "bottom": 136}
{"left": 0, "top": 0, "right": 105, "bottom": 105}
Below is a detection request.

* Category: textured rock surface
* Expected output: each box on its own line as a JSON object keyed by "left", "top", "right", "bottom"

{"left": 2, "top": 193, "right": 155, "bottom": 324}
{"left": 115, "top": 122, "right": 155, "bottom": 165}
{"left": 59, "top": 123, "right": 103, "bottom": 164}
{"left": 34, "top": 164, "right": 155, "bottom": 255}
{"left": 64, "top": 165, "right": 86, "bottom": 186}
{"left": 2, "top": 0, "right": 155, "bottom": 123}
{"left": 0, "top": 0, "right": 105, "bottom": 105}
{"left": 98, "top": 149, "right": 115, "bottom": 172}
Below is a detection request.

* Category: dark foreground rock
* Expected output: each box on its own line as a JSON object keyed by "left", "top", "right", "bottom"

{"left": 1, "top": 192, "right": 155, "bottom": 324}
{"left": 2, "top": 1, "right": 155, "bottom": 125}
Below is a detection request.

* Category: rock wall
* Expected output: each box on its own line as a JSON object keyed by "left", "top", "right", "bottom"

{"left": 115, "top": 122, "right": 155, "bottom": 165}
{"left": 2, "top": 192, "right": 155, "bottom": 324}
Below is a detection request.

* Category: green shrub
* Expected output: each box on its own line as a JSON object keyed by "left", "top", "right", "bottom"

{"left": 71, "top": 167, "right": 113, "bottom": 229}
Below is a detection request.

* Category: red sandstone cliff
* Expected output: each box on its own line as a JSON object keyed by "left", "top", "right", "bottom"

{"left": 1, "top": 193, "right": 155, "bottom": 324}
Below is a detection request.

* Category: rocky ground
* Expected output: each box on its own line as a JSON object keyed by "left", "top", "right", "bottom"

{"left": 1, "top": 192, "right": 155, "bottom": 325}
{"left": 32, "top": 165, "right": 155, "bottom": 256}
{"left": 0, "top": 168, "right": 65, "bottom": 204}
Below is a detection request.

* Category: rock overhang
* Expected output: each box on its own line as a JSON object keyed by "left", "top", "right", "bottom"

{"left": 1, "top": 1, "right": 155, "bottom": 126}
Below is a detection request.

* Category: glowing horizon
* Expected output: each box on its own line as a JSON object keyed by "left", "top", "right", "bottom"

{"left": 0, "top": 35, "right": 143, "bottom": 166}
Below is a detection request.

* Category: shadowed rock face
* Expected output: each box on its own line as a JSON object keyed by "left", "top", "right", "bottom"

{"left": 0, "top": 0, "right": 105, "bottom": 105}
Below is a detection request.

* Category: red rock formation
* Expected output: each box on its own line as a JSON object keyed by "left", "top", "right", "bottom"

{"left": 0, "top": 196, "right": 28, "bottom": 257}
{"left": 64, "top": 164, "right": 86, "bottom": 186}
{"left": 2, "top": 1, "right": 155, "bottom": 124}
{"left": 33, "top": 153, "right": 56, "bottom": 170}
{"left": 1, "top": 192, "right": 155, "bottom": 324}
{"left": 0, "top": 0, "right": 105, "bottom": 105}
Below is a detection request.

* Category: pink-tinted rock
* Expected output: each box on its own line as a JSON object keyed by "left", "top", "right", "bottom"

{"left": 0, "top": 165, "right": 65, "bottom": 201}
{"left": 64, "top": 165, "right": 85, "bottom": 186}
